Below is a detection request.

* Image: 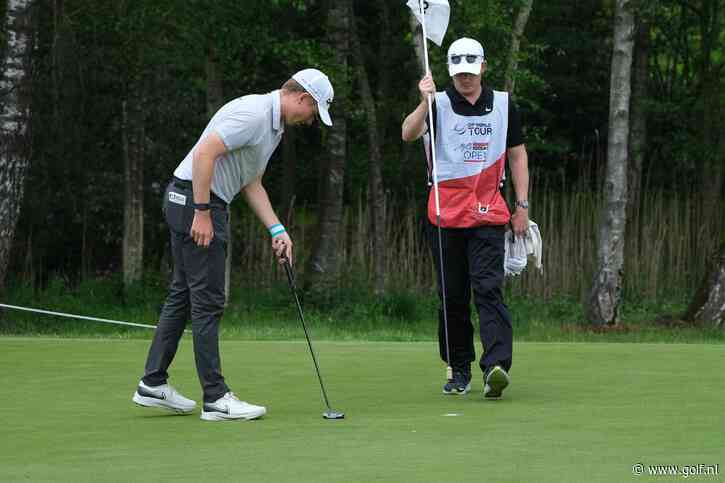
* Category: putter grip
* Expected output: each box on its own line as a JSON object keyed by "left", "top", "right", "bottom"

{"left": 283, "top": 259, "right": 295, "bottom": 288}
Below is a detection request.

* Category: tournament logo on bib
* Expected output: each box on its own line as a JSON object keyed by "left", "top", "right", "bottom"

{"left": 454, "top": 141, "right": 489, "bottom": 162}
{"left": 453, "top": 122, "right": 492, "bottom": 136}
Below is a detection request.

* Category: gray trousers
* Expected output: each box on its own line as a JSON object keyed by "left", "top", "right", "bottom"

{"left": 142, "top": 179, "right": 230, "bottom": 402}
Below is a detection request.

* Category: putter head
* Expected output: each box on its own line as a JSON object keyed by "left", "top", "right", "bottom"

{"left": 323, "top": 410, "right": 345, "bottom": 420}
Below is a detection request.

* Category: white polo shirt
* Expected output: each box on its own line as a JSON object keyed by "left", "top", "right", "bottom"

{"left": 174, "top": 90, "right": 284, "bottom": 203}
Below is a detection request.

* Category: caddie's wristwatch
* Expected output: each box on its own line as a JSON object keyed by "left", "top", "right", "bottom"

{"left": 515, "top": 199, "right": 529, "bottom": 210}
{"left": 193, "top": 202, "right": 210, "bottom": 211}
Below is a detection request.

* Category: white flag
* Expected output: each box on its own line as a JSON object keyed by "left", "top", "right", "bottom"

{"left": 406, "top": 0, "right": 450, "bottom": 46}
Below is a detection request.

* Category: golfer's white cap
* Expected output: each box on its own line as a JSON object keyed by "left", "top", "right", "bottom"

{"left": 447, "top": 37, "right": 485, "bottom": 77}
{"left": 292, "top": 68, "right": 334, "bottom": 126}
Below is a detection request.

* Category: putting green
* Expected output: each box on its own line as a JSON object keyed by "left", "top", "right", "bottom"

{"left": 0, "top": 338, "right": 723, "bottom": 482}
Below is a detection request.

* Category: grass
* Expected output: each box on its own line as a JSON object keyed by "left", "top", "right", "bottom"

{"left": 1, "top": 338, "right": 723, "bottom": 482}
{"left": 2, "top": 274, "right": 724, "bottom": 344}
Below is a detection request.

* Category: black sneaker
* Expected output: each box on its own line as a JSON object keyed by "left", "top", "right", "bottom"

{"left": 443, "top": 371, "right": 471, "bottom": 395}
{"left": 483, "top": 365, "right": 510, "bottom": 399}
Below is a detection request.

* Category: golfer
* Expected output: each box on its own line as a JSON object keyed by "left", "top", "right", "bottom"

{"left": 132, "top": 68, "right": 334, "bottom": 421}
{"left": 401, "top": 38, "right": 529, "bottom": 398}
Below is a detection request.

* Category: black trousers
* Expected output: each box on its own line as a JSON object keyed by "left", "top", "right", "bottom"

{"left": 141, "top": 179, "right": 230, "bottom": 402}
{"left": 428, "top": 222, "right": 513, "bottom": 375}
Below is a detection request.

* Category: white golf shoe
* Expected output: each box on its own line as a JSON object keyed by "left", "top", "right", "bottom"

{"left": 483, "top": 365, "right": 511, "bottom": 399}
{"left": 132, "top": 380, "right": 196, "bottom": 414}
{"left": 201, "top": 392, "right": 266, "bottom": 421}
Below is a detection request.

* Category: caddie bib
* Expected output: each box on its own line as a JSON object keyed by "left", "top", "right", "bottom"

{"left": 428, "top": 90, "right": 511, "bottom": 227}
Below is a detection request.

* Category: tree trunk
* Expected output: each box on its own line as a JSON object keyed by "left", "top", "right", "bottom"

{"left": 81, "top": 202, "right": 88, "bottom": 280}
{"left": 22, "top": 227, "right": 32, "bottom": 282}
{"left": 51, "top": 0, "right": 63, "bottom": 124}
{"left": 205, "top": 46, "right": 231, "bottom": 305}
{"left": 588, "top": 0, "right": 634, "bottom": 325}
{"left": 409, "top": 12, "right": 426, "bottom": 74}
{"left": 627, "top": 16, "right": 649, "bottom": 216}
{"left": 684, "top": 242, "right": 725, "bottom": 329}
{"left": 504, "top": 0, "right": 534, "bottom": 94}
{"left": 305, "top": 0, "right": 349, "bottom": 295}
{"left": 122, "top": 93, "right": 145, "bottom": 288}
{"left": 206, "top": 45, "right": 224, "bottom": 117}
{"left": 281, "top": 126, "right": 297, "bottom": 223}
{"left": 699, "top": 0, "right": 722, "bottom": 224}
{"left": 351, "top": 4, "right": 385, "bottom": 294}
{"left": 0, "top": 0, "right": 32, "bottom": 297}
{"left": 376, "top": 0, "right": 393, "bottom": 129}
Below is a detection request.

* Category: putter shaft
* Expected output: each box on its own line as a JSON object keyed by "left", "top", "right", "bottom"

{"left": 283, "top": 260, "right": 336, "bottom": 414}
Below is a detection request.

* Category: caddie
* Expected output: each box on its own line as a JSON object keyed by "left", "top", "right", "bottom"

{"left": 402, "top": 37, "right": 529, "bottom": 399}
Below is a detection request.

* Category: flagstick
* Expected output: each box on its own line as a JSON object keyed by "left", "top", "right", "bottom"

{"left": 418, "top": 0, "right": 453, "bottom": 382}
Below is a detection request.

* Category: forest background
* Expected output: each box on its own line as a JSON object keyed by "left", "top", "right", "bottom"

{"left": 1, "top": 0, "right": 723, "bottom": 336}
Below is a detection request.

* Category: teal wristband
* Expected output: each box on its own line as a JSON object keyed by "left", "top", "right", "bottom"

{"left": 269, "top": 224, "right": 286, "bottom": 238}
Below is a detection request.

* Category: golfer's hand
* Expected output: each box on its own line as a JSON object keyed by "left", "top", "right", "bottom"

{"left": 418, "top": 74, "right": 436, "bottom": 101}
{"left": 272, "top": 232, "right": 293, "bottom": 265}
{"left": 511, "top": 207, "right": 529, "bottom": 238}
{"left": 191, "top": 210, "right": 214, "bottom": 247}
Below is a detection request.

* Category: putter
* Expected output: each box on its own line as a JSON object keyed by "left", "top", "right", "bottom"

{"left": 282, "top": 256, "right": 344, "bottom": 420}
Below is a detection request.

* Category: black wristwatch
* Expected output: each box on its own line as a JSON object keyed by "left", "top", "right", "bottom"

{"left": 515, "top": 199, "right": 529, "bottom": 210}
{"left": 193, "top": 202, "right": 210, "bottom": 211}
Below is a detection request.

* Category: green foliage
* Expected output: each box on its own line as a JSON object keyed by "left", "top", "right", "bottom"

{"left": 5, "top": 0, "right": 724, "bottom": 309}
{"left": 378, "top": 291, "right": 425, "bottom": 321}
{"left": 3, "top": 271, "right": 723, "bottom": 344}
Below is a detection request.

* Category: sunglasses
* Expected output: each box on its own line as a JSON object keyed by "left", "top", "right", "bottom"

{"left": 449, "top": 54, "right": 483, "bottom": 65}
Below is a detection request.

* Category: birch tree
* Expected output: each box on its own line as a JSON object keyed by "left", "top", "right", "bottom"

{"left": 685, "top": 242, "right": 725, "bottom": 329}
{"left": 627, "top": 15, "right": 649, "bottom": 216}
{"left": 0, "top": 0, "right": 32, "bottom": 296}
{"left": 588, "top": 0, "right": 635, "bottom": 325}
{"left": 684, "top": 0, "right": 725, "bottom": 327}
{"left": 504, "top": 0, "right": 534, "bottom": 94}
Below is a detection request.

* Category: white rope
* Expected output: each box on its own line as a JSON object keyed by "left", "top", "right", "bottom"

{"left": 0, "top": 303, "right": 189, "bottom": 333}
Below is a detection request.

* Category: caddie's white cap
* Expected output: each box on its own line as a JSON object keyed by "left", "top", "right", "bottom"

{"left": 447, "top": 37, "right": 485, "bottom": 77}
{"left": 292, "top": 68, "right": 334, "bottom": 126}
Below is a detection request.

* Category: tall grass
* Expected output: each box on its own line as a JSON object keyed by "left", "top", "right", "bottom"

{"left": 5, "top": 180, "right": 721, "bottom": 339}
{"left": 230, "top": 183, "right": 723, "bottom": 306}
{"left": 512, "top": 186, "right": 723, "bottom": 302}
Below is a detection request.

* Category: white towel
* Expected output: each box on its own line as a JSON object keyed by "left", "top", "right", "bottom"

{"left": 504, "top": 220, "right": 543, "bottom": 277}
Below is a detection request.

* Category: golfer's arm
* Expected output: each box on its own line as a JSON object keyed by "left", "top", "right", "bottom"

{"left": 507, "top": 144, "right": 529, "bottom": 203}
{"left": 401, "top": 100, "right": 429, "bottom": 142}
{"left": 192, "top": 132, "right": 227, "bottom": 205}
{"left": 241, "top": 177, "right": 281, "bottom": 229}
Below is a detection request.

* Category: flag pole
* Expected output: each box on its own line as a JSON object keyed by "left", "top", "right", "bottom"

{"left": 418, "top": 0, "right": 453, "bottom": 382}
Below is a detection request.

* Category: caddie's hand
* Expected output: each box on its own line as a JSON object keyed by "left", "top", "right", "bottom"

{"left": 511, "top": 207, "right": 529, "bottom": 238}
{"left": 191, "top": 210, "right": 214, "bottom": 247}
{"left": 272, "top": 232, "right": 293, "bottom": 265}
{"left": 418, "top": 74, "right": 436, "bottom": 101}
